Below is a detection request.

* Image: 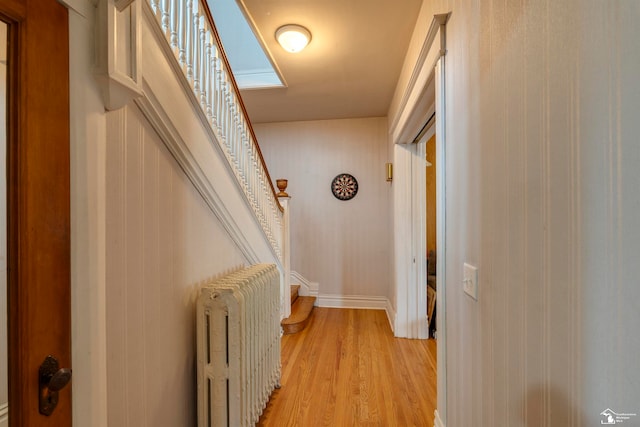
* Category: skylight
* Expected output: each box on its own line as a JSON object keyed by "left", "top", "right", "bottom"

{"left": 206, "top": 0, "right": 284, "bottom": 90}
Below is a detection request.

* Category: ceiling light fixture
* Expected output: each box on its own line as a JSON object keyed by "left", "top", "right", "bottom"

{"left": 275, "top": 24, "right": 311, "bottom": 53}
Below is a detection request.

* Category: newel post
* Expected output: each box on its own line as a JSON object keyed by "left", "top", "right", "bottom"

{"left": 277, "top": 179, "right": 291, "bottom": 319}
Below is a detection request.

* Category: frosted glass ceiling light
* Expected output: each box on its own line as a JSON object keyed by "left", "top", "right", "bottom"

{"left": 276, "top": 24, "right": 311, "bottom": 53}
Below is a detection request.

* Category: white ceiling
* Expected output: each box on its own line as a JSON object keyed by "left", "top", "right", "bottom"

{"left": 233, "top": 0, "right": 423, "bottom": 124}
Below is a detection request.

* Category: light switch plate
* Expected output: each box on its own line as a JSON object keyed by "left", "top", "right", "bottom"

{"left": 463, "top": 263, "right": 478, "bottom": 300}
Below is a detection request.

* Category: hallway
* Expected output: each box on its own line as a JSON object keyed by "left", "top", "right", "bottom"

{"left": 258, "top": 308, "right": 437, "bottom": 426}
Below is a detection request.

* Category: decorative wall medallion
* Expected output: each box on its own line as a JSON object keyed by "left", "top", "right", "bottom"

{"left": 331, "top": 173, "right": 359, "bottom": 201}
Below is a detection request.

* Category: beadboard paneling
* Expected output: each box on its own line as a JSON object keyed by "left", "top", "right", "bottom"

{"left": 398, "top": 0, "right": 640, "bottom": 425}
{"left": 256, "top": 118, "right": 392, "bottom": 299}
{"left": 105, "top": 104, "right": 247, "bottom": 426}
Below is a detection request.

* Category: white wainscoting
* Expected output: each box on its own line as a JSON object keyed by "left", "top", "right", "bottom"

{"left": 104, "top": 104, "right": 248, "bottom": 426}
{"left": 69, "top": 1, "right": 286, "bottom": 425}
{"left": 402, "top": 0, "right": 640, "bottom": 426}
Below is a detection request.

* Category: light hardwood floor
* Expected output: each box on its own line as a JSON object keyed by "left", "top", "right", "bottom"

{"left": 258, "top": 308, "right": 437, "bottom": 427}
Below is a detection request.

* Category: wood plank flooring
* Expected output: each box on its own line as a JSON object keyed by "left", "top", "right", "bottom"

{"left": 258, "top": 308, "right": 437, "bottom": 427}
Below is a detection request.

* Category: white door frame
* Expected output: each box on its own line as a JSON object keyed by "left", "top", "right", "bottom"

{"left": 389, "top": 13, "right": 450, "bottom": 427}
{"left": 392, "top": 139, "right": 429, "bottom": 338}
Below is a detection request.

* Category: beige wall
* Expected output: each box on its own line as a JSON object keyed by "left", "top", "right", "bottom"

{"left": 256, "top": 118, "right": 392, "bottom": 301}
{"left": 104, "top": 104, "right": 247, "bottom": 426}
{"left": 393, "top": 0, "right": 640, "bottom": 425}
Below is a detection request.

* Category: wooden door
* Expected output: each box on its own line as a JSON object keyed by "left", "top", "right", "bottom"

{"left": 2, "top": 0, "right": 71, "bottom": 425}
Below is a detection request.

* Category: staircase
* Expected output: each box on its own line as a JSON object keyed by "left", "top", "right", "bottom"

{"left": 281, "top": 284, "right": 316, "bottom": 334}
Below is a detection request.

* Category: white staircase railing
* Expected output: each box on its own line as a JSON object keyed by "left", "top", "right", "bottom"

{"left": 147, "top": 0, "right": 283, "bottom": 260}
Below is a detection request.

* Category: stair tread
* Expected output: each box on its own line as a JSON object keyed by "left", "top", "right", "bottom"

{"left": 282, "top": 296, "right": 315, "bottom": 324}
{"left": 282, "top": 296, "right": 316, "bottom": 334}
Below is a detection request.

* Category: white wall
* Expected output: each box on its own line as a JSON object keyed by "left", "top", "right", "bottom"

{"left": 69, "top": 7, "right": 110, "bottom": 425}
{"left": 256, "top": 118, "right": 393, "bottom": 303}
{"left": 391, "top": 0, "right": 640, "bottom": 425}
{"left": 104, "top": 104, "right": 247, "bottom": 426}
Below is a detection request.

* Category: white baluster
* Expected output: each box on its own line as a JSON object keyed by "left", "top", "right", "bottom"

{"left": 237, "top": 120, "right": 245, "bottom": 187}
{"left": 192, "top": 3, "right": 201, "bottom": 97}
{"left": 229, "top": 84, "right": 236, "bottom": 153}
{"left": 177, "top": 0, "right": 187, "bottom": 68}
{"left": 204, "top": 31, "right": 213, "bottom": 120}
{"left": 224, "top": 90, "right": 230, "bottom": 147}
{"left": 216, "top": 49, "right": 222, "bottom": 127}
{"left": 234, "top": 109, "right": 240, "bottom": 169}
{"left": 169, "top": 0, "right": 179, "bottom": 50}
{"left": 220, "top": 76, "right": 226, "bottom": 139}
{"left": 225, "top": 71, "right": 231, "bottom": 145}
{"left": 199, "top": 17, "right": 208, "bottom": 108}
{"left": 224, "top": 74, "right": 230, "bottom": 140}
{"left": 149, "top": 0, "right": 160, "bottom": 17}
{"left": 229, "top": 97, "right": 236, "bottom": 161}
{"left": 160, "top": 0, "right": 170, "bottom": 35}
{"left": 212, "top": 48, "right": 220, "bottom": 131}
{"left": 244, "top": 131, "right": 251, "bottom": 195}
{"left": 220, "top": 78, "right": 227, "bottom": 141}
{"left": 243, "top": 124, "right": 250, "bottom": 187}
{"left": 252, "top": 145, "right": 259, "bottom": 209}
{"left": 238, "top": 116, "right": 245, "bottom": 186}
{"left": 225, "top": 80, "right": 232, "bottom": 149}
{"left": 185, "top": 0, "right": 194, "bottom": 81}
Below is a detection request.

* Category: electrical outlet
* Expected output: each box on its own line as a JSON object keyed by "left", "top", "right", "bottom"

{"left": 463, "top": 263, "right": 478, "bottom": 301}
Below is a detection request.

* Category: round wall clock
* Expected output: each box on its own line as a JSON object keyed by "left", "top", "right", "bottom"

{"left": 331, "top": 173, "right": 359, "bottom": 201}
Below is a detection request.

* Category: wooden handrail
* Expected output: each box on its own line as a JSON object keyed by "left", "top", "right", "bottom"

{"left": 200, "top": 1, "right": 284, "bottom": 213}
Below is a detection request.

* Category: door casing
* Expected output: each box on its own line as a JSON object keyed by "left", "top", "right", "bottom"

{"left": 389, "top": 13, "right": 450, "bottom": 427}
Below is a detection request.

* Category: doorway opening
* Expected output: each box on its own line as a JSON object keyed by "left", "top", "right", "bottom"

{"left": 425, "top": 132, "right": 437, "bottom": 338}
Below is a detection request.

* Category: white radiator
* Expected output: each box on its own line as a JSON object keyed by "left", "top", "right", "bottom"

{"left": 197, "top": 264, "right": 281, "bottom": 427}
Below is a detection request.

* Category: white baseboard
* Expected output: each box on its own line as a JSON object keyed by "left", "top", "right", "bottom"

{"left": 291, "top": 279, "right": 392, "bottom": 317}
{"left": 317, "top": 294, "right": 388, "bottom": 310}
{"left": 315, "top": 295, "right": 396, "bottom": 333}
{"left": 290, "top": 270, "right": 319, "bottom": 297}
{"left": 317, "top": 294, "right": 388, "bottom": 309}
{"left": 385, "top": 299, "right": 396, "bottom": 333}
{"left": 434, "top": 410, "right": 445, "bottom": 427}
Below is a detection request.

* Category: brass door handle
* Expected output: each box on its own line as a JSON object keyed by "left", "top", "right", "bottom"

{"left": 39, "top": 355, "right": 72, "bottom": 416}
